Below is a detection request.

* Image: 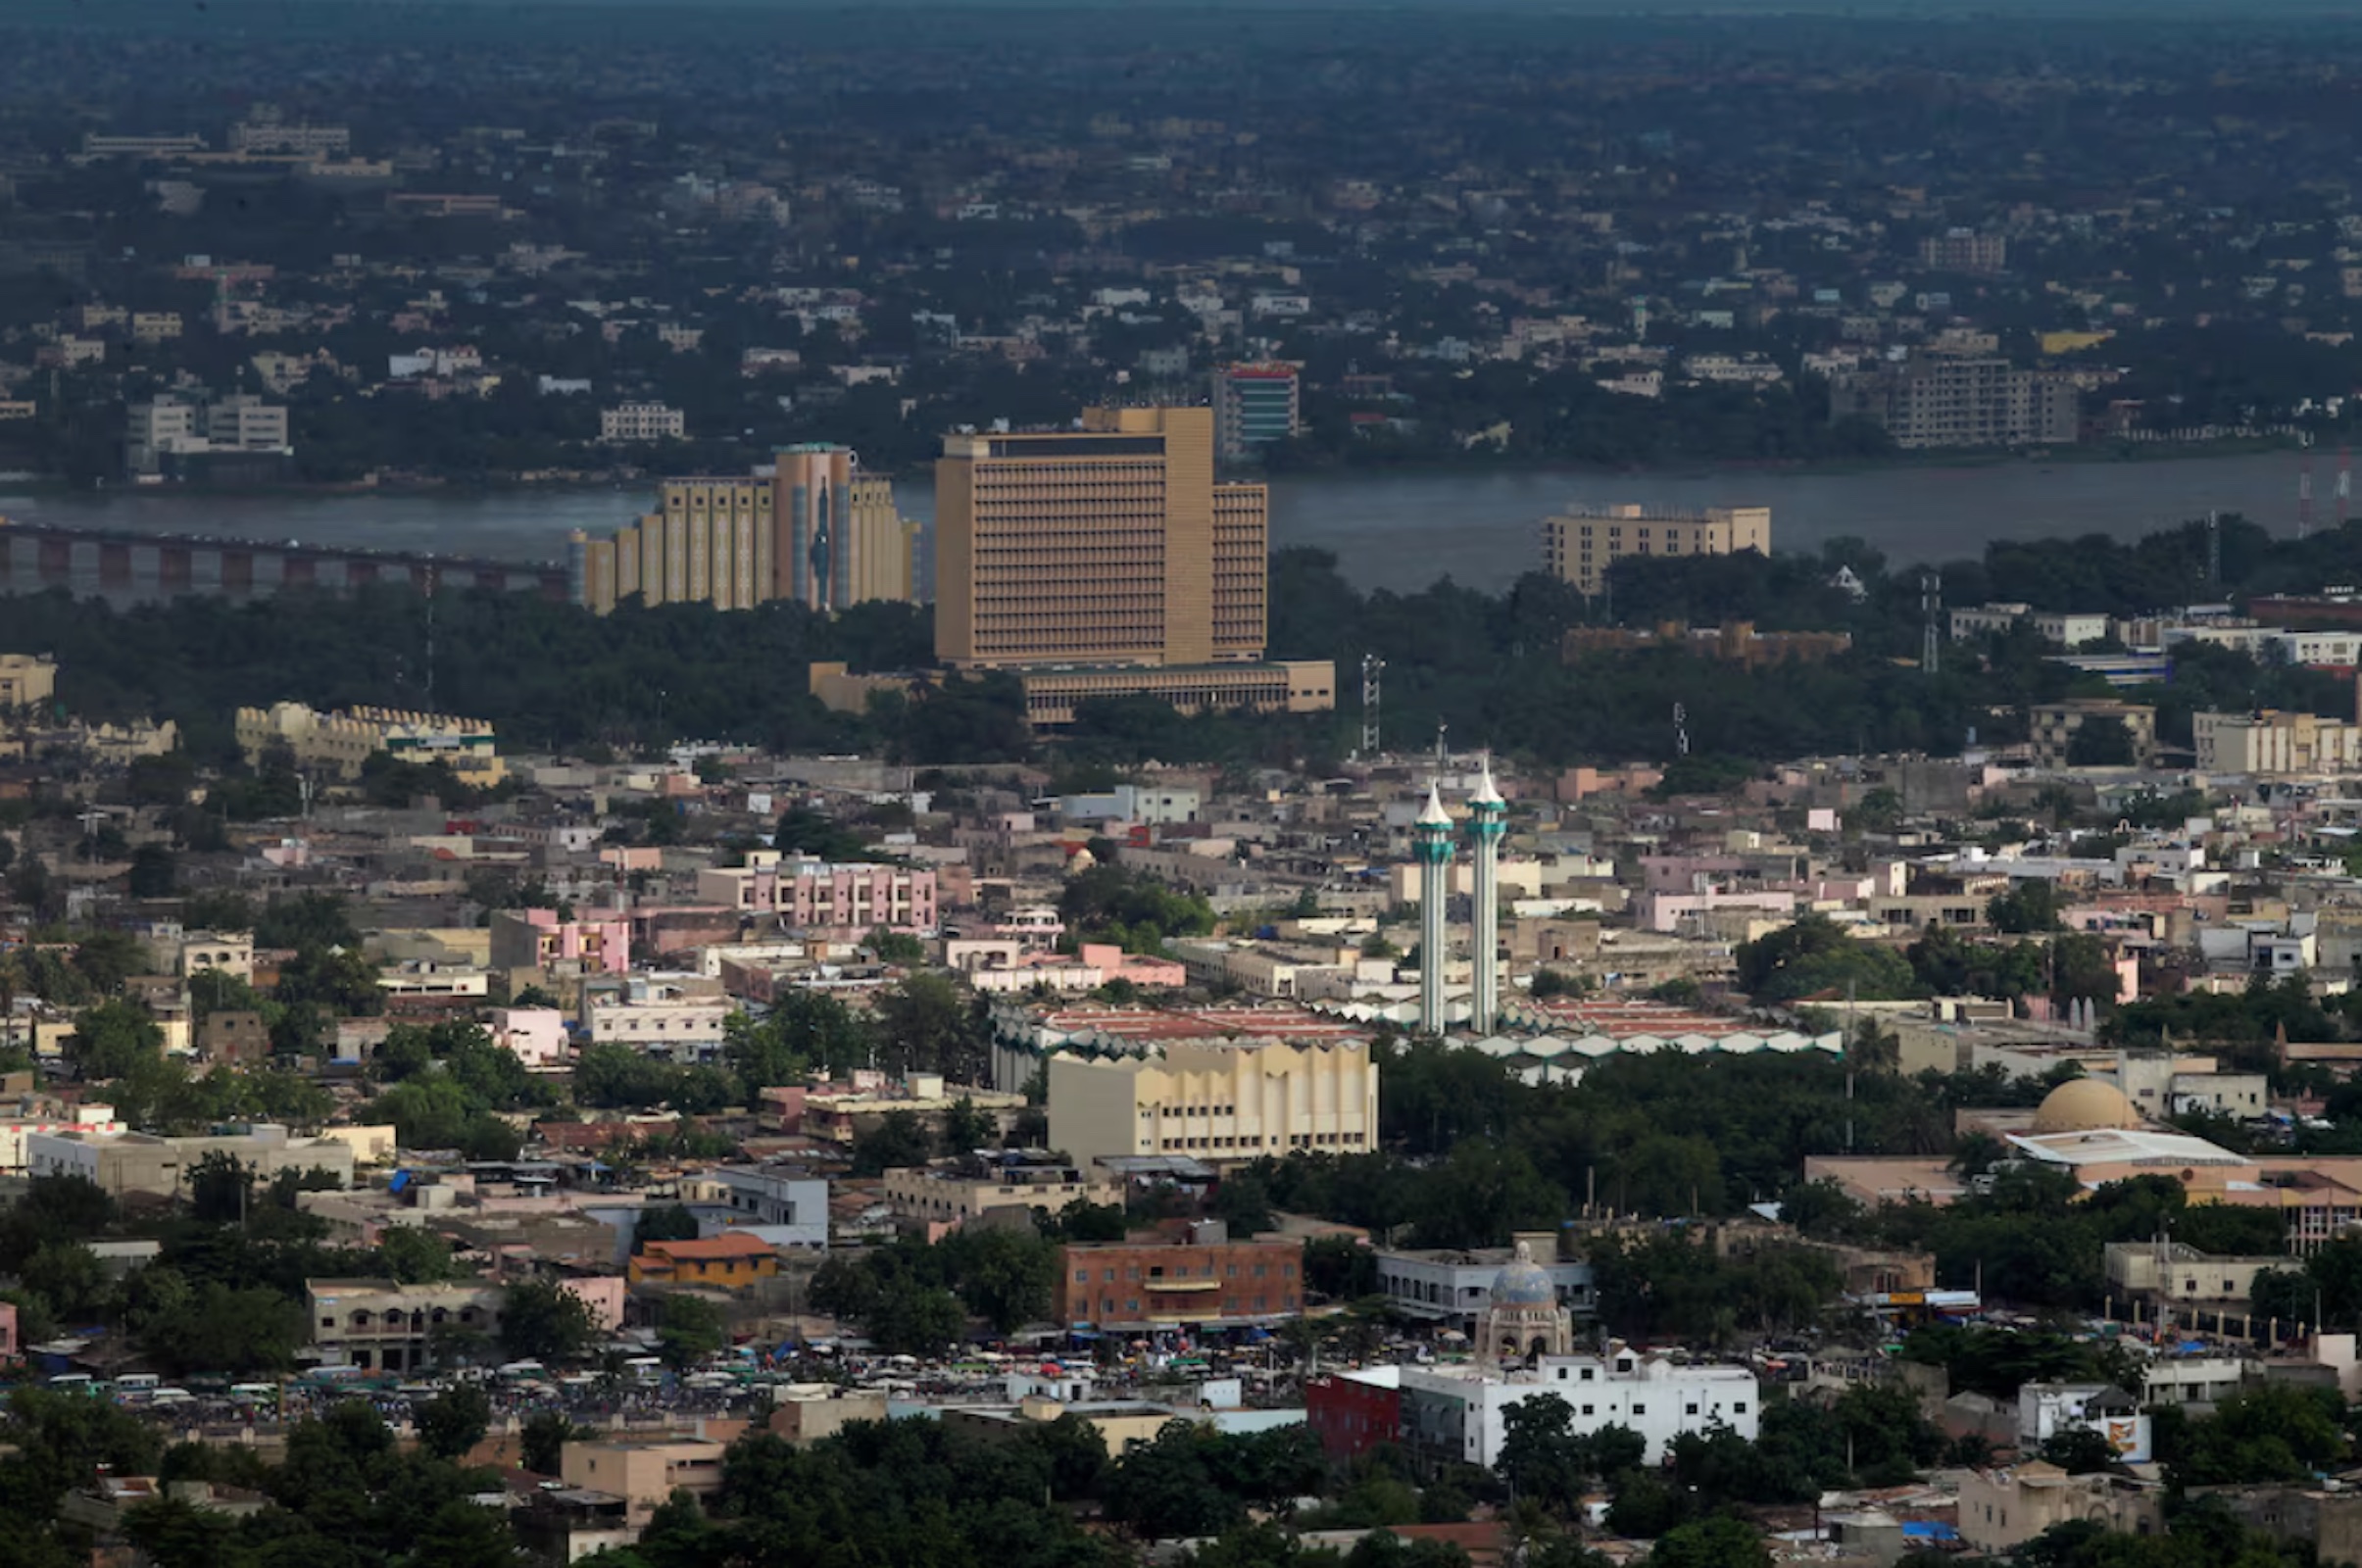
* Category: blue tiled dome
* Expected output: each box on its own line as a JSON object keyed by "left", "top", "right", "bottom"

{"left": 1490, "top": 1243, "right": 1556, "bottom": 1305}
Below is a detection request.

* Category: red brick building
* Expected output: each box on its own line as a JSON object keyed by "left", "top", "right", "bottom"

{"left": 1055, "top": 1231, "right": 1304, "bottom": 1331}
{"left": 1305, "top": 1368, "right": 1402, "bottom": 1460}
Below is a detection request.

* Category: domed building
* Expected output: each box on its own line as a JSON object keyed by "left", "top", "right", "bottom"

{"left": 2031, "top": 1078, "right": 2141, "bottom": 1136}
{"left": 1476, "top": 1240, "right": 1573, "bottom": 1368}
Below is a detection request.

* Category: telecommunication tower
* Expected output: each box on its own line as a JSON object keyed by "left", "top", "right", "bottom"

{"left": 2341, "top": 448, "right": 2353, "bottom": 530}
{"left": 1673, "top": 703, "right": 1690, "bottom": 758}
{"left": 1920, "top": 569, "right": 1943, "bottom": 676}
{"left": 2301, "top": 452, "right": 2315, "bottom": 540}
{"left": 1359, "top": 653, "right": 1384, "bottom": 757}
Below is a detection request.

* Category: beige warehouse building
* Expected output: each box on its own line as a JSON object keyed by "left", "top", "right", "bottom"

{"left": 1047, "top": 1040, "right": 1378, "bottom": 1171}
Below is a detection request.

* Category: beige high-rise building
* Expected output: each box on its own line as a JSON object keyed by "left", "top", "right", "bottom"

{"left": 934, "top": 406, "right": 1265, "bottom": 668}
{"left": 1542, "top": 503, "right": 1771, "bottom": 597}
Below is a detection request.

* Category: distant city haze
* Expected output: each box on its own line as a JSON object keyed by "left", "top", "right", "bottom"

{"left": 0, "top": 450, "right": 2309, "bottom": 596}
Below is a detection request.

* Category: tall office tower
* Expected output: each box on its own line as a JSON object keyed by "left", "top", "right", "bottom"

{"left": 1210, "top": 363, "right": 1301, "bottom": 463}
{"left": 1414, "top": 783, "right": 1454, "bottom": 1037}
{"left": 933, "top": 406, "right": 1267, "bottom": 669}
{"left": 1467, "top": 759, "right": 1506, "bottom": 1034}
{"left": 573, "top": 475, "right": 773, "bottom": 614}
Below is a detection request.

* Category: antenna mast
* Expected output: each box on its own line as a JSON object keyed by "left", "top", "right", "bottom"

{"left": 423, "top": 559, "right": 437, "bottom": 710}
{"left": 2301, "top": 451, "right": 2315, "bottom": 540}
{"left": 1673, "top": 702, "right": 1690, "bottom": 759}
{"left": 1360, "top": 652, "right": 1384, "bottom": 758}
{"left": 1921, "top": 568, "right": 1942, "bottom": 676}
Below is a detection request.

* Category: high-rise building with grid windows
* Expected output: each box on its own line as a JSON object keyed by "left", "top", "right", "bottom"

{"left": 930, "top": 406, "right": 1331, "bottom": 726}
{"left": 1210, "top": 363, "right": 1301, "bottom": 462}
{"left": 934, "top": 406, "right": 1266, "bottom": 668}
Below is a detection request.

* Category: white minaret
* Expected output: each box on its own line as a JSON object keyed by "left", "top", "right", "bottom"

{"left": 1413, "top": 781, "right": 1454, "bottom": 1035}
{"left": 1469, "top": 755, "right": 1505, "bottom": 1034}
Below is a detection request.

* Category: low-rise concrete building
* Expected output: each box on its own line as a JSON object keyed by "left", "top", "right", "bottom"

{"left": 304, "top": 1277, "right": 506, "bottom": 1374}
{"left": 882, "top": 1161, "right": 1121, "bottom": 1225}
{"left": 560, "top": 1436, "right": 727, "bottom": 1527}
{"left": 29, "top": 1125, "right": 353, "bottom": 1198}
{"left": 1957, "top": 1463, "right": 2164, "bottom": 1554}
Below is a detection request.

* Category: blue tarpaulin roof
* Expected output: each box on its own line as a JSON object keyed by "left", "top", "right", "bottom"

{"left": 1902, "top": 1524, "right": 1960, "bottom": 1542}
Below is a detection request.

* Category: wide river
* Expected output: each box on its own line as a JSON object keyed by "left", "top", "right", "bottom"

{"left": 0, "top": 449, "right": 2315, "bottom": 596}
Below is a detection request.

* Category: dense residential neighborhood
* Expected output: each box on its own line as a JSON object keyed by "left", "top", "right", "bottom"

{"left": 13, "top": 5, "right": 2362, "bottom": 1568}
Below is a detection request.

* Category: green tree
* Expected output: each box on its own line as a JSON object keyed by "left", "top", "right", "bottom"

{"left": 870, "top": 973, "right": 985, "bottom": 1080}
{"left": 520, "top": 1410, "right": 587, "bottom": 1476}
{"left": 1496, "top": 1395, "right": 1590, "bottom": 1518}
{"left": 2038, "top": 1426, "right": 2123, "bottom": 1475}
{"left": 943, "top": 1227, "right": 1058, "bottom": 1337}
{"left": 657, "top": 1293, "right": 728, "bottom": 1369}
{"left": 850, "top": 1110, "right": 936, "bottom": 1177}
{"left": 69, "top": 1000, "right": 162, "bottom": 1080}
{"left": 1987, "top": 879, "right": 2065, "bottom": 934}
{"left": 1649, "top": 1516, "right": 1771, "bottom": 1568}
{"left": 939, "top": 1095, "right": 996, "bottom": 1154}
{"left": 417, "top": 1384, "right": 493, "bottom": 1459}
{"left": 634, "top": 1204, "right": 702, "bottom": 1250}
{"left": 125, "top": 845, "right": 177, "bottom": 899}
{"left": 500, "top": 1279, "right": 599, "bottom": 1364}
{"left": 379, "top": 1226, "right": 461, "bottom": 1284}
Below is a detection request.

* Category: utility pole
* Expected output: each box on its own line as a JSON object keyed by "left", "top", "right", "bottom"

{"left": 1360, "top": 653, "right": 1384, "bottom": 758}
{"left": 1921, "top": 569, "right": 1943, "bottom": 676}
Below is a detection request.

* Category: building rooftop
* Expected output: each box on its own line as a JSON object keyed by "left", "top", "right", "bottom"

{"left": 2006, "top": 1127, "right": 2248, "bottom": 1167}
{"left": 638, "top": 1234, "right": 780, "bottom": 1261}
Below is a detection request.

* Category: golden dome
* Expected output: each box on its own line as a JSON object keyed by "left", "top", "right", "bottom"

{"left": 2032, "top": 1077, "right": 2139, "bottom": 1135}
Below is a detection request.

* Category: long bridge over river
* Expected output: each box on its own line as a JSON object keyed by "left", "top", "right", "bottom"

{"left": 0, "top": 516, "right": 572, "bottom": 604}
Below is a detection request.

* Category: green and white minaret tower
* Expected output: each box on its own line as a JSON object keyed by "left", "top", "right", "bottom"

{"left": 1468, "top": 754, "right": 1506, "bottom": 1034}
{"left": 1414, "top": 781, "right": 1455, "bottom": 1035}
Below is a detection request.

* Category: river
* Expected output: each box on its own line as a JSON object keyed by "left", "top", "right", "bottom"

{"left": 0, "top": 449, "right": 2313, "bottom": 597}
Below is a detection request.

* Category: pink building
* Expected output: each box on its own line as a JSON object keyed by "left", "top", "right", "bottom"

{"left": 489, "top": 908, "right": 632, "bottom": 975}
{"left": 561, "top": 1274, "right": 626, "bottom": 1332}
{"left": 697, "top": 852, "right": 937, "bottom": 934}
{"left": 489, "top": 1007, "right": 571, "bottom": 1068}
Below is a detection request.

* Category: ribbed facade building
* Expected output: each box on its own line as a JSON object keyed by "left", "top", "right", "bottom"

{"left": 570, "top": 454, "right": 917, "bottom": 615}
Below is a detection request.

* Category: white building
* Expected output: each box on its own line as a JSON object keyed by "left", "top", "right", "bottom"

{"left": 584, "top": 989, "right": 729, "bottom": 1061}
{"left": 1398, "top": 1343, "right": 1759, "bottom": 1467}
{"left": 0, "top": 1102, "right": 122, "bottom": 1174}
{"left": 686, "top": 1165, "right": 829, "bottom": 1250}
{"left": 1948, "top": 604, "right": 2112, "bottom": 648}
{"left": 1054, "top": 784, "right": 1203, "bottom": 825}
{"left": 601, "top": 402, "right": 685, "bottom": 442}
{"left": 2018, "top": 1382, "right": 2151, "bottom": 1463}
{"left": 1373, "top": 1245, "right": 1597, "bottom": 1326}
